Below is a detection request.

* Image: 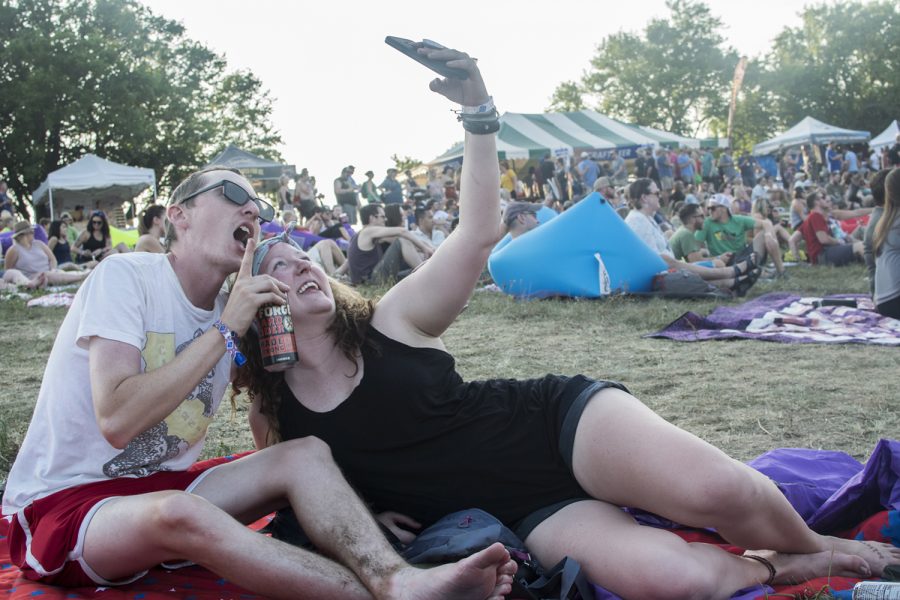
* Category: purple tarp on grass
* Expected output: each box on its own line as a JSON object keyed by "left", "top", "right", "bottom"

{"left": 648, "top": 292, "right": 900, "bottom": 345}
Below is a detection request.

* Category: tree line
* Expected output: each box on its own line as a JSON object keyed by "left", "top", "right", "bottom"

{"left": 0, "top": 0, "right": 283, "bottom": 216}
{"left": 548, "top": 0, "right": 899, "bottom": 154}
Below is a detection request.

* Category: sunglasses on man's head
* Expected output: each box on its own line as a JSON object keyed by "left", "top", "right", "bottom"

{"left": 178, "top": 180, "right": 275, "bottom": 223}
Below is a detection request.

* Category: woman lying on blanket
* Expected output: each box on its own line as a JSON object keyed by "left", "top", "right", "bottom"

{"left": 233, "top": 46, "right": 900, "bottom": 599}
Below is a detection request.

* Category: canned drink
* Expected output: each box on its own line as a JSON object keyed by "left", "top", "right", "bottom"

{"left": 257, "top": 302, "right": 299, "bottom": 372}
{"left": 852, "top": 582, "right": 900, "bottom": 600}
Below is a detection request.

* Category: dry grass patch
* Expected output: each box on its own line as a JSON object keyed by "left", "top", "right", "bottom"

{"left": 1, "top": 263, "right": 896, "bottom": 484}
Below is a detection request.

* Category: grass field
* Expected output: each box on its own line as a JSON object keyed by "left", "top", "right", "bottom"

{"left": 1, "top": 262, "right": 897, "bottom": 486}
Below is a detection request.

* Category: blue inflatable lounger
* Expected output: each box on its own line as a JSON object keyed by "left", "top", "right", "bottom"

{"left": 488, "top": 192, "right": 667, "bottom": 298}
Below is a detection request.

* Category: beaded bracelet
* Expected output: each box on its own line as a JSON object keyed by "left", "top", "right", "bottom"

{"left": 213, "top": 319, "right": 247, "bottom": 367}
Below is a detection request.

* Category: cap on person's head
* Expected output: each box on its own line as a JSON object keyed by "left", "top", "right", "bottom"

{"left": 365, "top": 170, "right": 374, "bottom": 177}
{"left": 347, "top": 165, "right": 355, "bottom": 171}
{"left": 12, "top": 220, "right": 35, "bottom": 238}
{"left": 60, "top": 211, "right": 72, "bottom": 220}
{"left": 593, "top": 176, "right": 612, "bottom": 192}
{"left": 410, "top": 189, "right": 429, "bottom": 203}
{"left": 503, "top": 201, "right": 539, "bottom": 225}
{"left": 0, "top": 210, "right": 12, "bottom": 221}
{"left": 708, "top": 194, "right": 731, "bottom": 211}
{"left": 387, "top": 167, "right": 398, "bottom": 174}
{"left": 580, "top": 152, "right": 589, "bottom": 158}
{"left": 685, "top": 194, "right": 700, "bottom": 205}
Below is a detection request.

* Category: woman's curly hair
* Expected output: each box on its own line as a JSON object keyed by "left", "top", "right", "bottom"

{"left": 230, "top": 278, "right": 376, "bottom": 446}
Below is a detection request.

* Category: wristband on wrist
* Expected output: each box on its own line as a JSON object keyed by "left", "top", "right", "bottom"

{"left": 213, "top": 319, "right": 247, "bottom": 367}
{"left": 454, "top": 97, "right": 500, "bottom": 135}
{"left": 460, "top": 97, "right": 495, "bottom": 115}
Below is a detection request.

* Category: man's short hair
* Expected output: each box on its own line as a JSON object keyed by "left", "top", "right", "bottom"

{"left": 414, "top": 205, "right": 431, "bottom": 223}
{"left": 678, "top": 203, "right": 700, "bottom": 224}
{"left": 806, "top": 191, "right": 822, "bottom": 211}
{"left": 164, "top": 165, "right": 241, "bottom": 249}
{"left": 360, "top": 203, "right": 383, "bottom": 225}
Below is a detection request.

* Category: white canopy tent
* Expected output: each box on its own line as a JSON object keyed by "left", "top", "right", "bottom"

{"left": 870, "top": 120, "right": 899, "bottom": 151}
{"left": 32, "top": 154, "right": 157, "bottom": 220}
{"left": 752, "top": 116, "right": 870, "bottom": 156}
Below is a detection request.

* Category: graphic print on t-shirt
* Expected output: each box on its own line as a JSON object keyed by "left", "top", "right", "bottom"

{"left": 102, "top": 328, "right": 216, "bottom": 478}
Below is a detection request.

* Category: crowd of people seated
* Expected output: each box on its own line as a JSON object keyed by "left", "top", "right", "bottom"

{"left": 3, "top": 133, "right": 900, "bottom": 316}
{"left": 489, "top": 138, "right": 900, "bottom": 312}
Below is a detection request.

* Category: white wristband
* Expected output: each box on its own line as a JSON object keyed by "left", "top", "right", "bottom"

{"left": 460, "top": 97, "right": 495, "bottom": 115}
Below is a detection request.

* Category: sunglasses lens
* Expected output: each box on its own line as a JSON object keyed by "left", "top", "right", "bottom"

{"left": 222, "top": 181, "right": 273, "bottom": 223}
{"left": 254, "top": 199, "right": 274, "bottom": 223}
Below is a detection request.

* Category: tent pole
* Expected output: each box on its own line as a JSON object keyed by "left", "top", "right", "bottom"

{"left": 49, "top": 188, "right": 55, "bottom": 221}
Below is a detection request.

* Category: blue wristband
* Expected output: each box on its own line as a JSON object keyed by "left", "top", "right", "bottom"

{"left": 213, "top": 319, "right": 247, "bottom": 367}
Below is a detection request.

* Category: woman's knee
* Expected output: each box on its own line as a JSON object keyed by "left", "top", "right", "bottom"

{"left": 688, "top": 459, "right": 766, "bottom": 520}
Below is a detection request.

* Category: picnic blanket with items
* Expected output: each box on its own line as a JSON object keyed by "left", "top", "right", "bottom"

{"left": 649, "top": 292, "right": 900, "bottom": 345}
{"left": 1, "top": 441, "right": 898, "bottom": 600}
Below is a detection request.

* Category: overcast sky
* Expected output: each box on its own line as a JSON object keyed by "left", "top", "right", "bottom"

{"left": 141, "top": 0, "right": 822, "bottom": 201}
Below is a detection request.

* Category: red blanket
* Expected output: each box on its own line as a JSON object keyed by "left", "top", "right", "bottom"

{"left": 0, "top": 511, "right": 892, "bottom": 599}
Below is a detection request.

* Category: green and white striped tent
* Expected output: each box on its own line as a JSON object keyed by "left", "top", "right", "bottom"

{"left": 429, "top": 109, "right": 722, "bottom": 165}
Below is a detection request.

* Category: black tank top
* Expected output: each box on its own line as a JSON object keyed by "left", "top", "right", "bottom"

{"left": 276, "top": 327, "right": 598, "bottom": 527}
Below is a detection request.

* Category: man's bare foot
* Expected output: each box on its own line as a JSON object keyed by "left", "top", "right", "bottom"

{"left": 829, "top": 537, "right": 900, "bottom": 577}
{"left": 387, "top": 542, "right": 516, "bottom": 600}
{"left": 745, "top": 548, "right": 869, "bottom": 585}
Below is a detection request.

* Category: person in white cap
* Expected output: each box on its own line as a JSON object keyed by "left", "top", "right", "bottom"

{"left": 697, "top": 193, "right": 786, "bottom": 278}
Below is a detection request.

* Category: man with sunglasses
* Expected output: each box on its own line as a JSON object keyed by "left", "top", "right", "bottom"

{"left": 3, "top": 165, "right": 515, "bottom": 599}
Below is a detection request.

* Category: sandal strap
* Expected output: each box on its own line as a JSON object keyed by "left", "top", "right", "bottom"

{"left": 744, "top": 554, "right": 776, "bottom": 586}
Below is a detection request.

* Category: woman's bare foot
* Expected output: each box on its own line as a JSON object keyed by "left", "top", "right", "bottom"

{"left": 387, "top": 542, "right": 516, "bottom": 600}
{"left": 25, "top": 273, "right": 47, "bottom": 289}
{"left": 745, "top": 548, "right": 869, "bottom": 585}
{"left": 829, "top": 537, "right": 900, "bottom": 577}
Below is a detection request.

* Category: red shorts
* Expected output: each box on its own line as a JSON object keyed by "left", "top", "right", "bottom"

{"left": 5, "top": 466, "right": 219, "bottom": 587}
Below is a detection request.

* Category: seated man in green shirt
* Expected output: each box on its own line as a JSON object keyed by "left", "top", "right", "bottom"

{"left": 696, "top": 194, "right": 785, "bottom": 277}
{"left": 670, "top": 203, "right": 732, "bottom": 266}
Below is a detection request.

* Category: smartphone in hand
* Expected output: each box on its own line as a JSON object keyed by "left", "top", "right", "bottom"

{"left": 384, "top": 36, "right": 469, "bottom": 80}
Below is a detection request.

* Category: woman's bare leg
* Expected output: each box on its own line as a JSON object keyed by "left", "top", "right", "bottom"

{"left": 44, "top": 270, "right": 89, "bottom": 285}
{"left": 524, "top": 500, "right": 865, "bottom": 600}
{"left": 569, "top": 388, "right": 897, "bottom": 574}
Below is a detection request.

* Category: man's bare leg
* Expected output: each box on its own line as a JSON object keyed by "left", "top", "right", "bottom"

{"left": 83, "top": 437, "right": 515, "bottom": 599}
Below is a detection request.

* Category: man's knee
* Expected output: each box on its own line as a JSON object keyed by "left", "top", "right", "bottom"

{"left": 271, "top": 436, "right": 335, "bottom": 470}
{"left": 148, "top": 491, "right": 216, "bottom": 545}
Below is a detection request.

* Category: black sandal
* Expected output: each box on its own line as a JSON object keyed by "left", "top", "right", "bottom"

{"left": 744, "top": 554, "right": 777, "bottom": 586}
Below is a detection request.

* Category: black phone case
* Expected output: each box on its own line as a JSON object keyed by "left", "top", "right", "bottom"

{"left": 384, "top": 36, "right": 469, "bottom": 80}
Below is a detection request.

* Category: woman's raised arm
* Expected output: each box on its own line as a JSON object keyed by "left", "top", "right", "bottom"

{"left": 374, "top": 45, "right": 501, "bottom": 343}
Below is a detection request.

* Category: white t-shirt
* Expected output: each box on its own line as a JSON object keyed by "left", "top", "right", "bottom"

{"left": 3, "top": 253, "right": 231, "bottom": 513}
{"left": 412, "top": 228, "right": 446, "bottom": 248}
{"left": 625, "top": 210, "right": 674, "bottom": 258}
